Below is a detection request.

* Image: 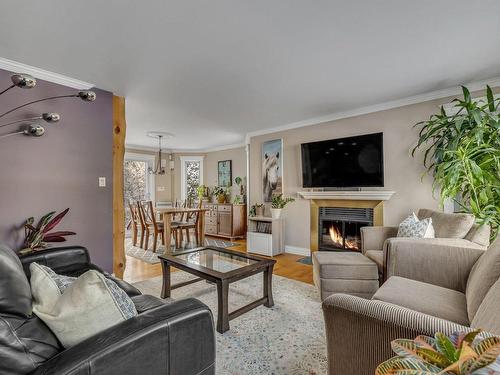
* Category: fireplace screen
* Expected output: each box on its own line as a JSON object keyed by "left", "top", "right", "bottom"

{"left": 318, "top": 207, "right": 373, "bottom": 251}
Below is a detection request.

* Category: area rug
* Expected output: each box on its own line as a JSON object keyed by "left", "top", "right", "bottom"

{"left": 133, "top": 272, "right": 327, "bottom": 375}
{"left": 297, "top": 256, "right": 313, "bottom": 265}
{"left": 125, "top": 237, "right": 238, "bottom": 264}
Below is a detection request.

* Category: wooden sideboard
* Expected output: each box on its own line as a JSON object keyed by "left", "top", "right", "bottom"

{"left": 204, "top": 203, "right": 246, "bottom": 240}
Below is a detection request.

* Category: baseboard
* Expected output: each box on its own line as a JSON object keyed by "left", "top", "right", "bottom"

{"left": 284, "top": 245, "right": 310, "bottom": 256}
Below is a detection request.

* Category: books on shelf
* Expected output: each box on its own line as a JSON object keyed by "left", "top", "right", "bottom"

{"left": 255, "top": 221, "right": 272, "bottom": 234}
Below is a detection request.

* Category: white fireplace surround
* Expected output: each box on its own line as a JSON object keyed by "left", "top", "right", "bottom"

{"left": 297, "top": 190, "right": 396, "bottom": 201}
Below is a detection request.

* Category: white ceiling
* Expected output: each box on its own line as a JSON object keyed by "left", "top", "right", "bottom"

{"left": 1, "top": 1, "right": 500, "bottom": 151}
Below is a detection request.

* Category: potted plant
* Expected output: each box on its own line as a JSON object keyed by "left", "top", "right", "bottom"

{"left": 271, "top": 194, "right": 295, "bottom": 219}
{"left": 376, "top": 330, "right": 500, "bottom": 374}
{"left": 213, "top": 186, "right": 227, "bottom": 204}
{"left": 20, "top": 208, "right": 76, "bottom": 255}
{"left": 233, "top": 176, "right": 246, "bottom": 204}
{"left": 412, "top": 86, "right": 500, "bottom": 239}
{"left": 249, "top": 203, "right": 265, "bottom": 217}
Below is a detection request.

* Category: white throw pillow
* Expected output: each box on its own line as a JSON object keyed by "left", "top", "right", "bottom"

{"left": 30, "top": 263, "right": 137, "bottom": 348}
{"left": 397, "top": 212, "right": 435, "bottom": 238}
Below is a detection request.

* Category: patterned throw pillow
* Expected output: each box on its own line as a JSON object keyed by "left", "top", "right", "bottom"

{"left": 397, "top": 213, "right": 435, "bottom": 238}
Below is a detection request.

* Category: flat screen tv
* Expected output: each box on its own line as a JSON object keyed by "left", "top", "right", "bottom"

{"left": 301, "top": 132, "right": 384, "bottom": 188}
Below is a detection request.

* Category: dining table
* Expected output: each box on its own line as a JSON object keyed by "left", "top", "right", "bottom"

{"left": 156, "top": 207, "right": 208, "bottom": 251}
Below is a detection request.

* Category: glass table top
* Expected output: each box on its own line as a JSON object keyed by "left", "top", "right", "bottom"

{"left": 175, "top": 249, "right": 258, "bottom": 272}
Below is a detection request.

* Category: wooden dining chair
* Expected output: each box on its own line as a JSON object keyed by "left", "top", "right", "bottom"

{"left": 177, "top": 200, "right": 203, "bottom": 247}
{"left": 128, "top": 200, "right": 140, "bottom": 247}
{"left": 140, "top": 201, "right": 166, "bottom": 252}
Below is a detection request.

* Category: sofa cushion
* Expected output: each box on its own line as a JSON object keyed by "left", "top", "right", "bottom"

{"left": 312, "top": 251, "right": 379, "bottom": 280}
{"left": 417, "top": 209, "right": 474, "bottom": 239}
{"left": 397, "top": 213, "right": 435, "bottom": 238}
{"left": 466, "top": 237, "right": 500, "bottom": 321}
{"left": 31, "top": 268, "right": 138, "bottom": 348}
{"left": 0, "top": 244, "right": 33, "bottom": 318}
{"left": 131, "top": 294, "right": 170, "bottom": 313}
{"left": 365, "top": 250, "right": 383, "bottom": 272}
{"left": 464, "top": 224, "right": 491, "bottom": 248}
{"left": 471, "top": 277, "right": 500, "bottom": 335}
{"left": 372, "top": 276, "right": 469, "bottom": 325}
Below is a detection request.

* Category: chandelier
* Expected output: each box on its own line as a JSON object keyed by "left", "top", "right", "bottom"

{"left": 147, "top": 131, "right": 174, "bottom": 175}
{"left": 0, "top": 73, "right": 96, "bottom": 140}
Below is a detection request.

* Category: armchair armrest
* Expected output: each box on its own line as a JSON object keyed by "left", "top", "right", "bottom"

{"left": 360, "top": 226, "right": 398, "bottom": 253}
{"left": 384, "top": 238, "right": 485, "bottom": 292}
{"left": 322, "top": 294, "right": 470, "bottom": 375}
{"left": 30, "top": 298, "right": 216, "bottom": 375}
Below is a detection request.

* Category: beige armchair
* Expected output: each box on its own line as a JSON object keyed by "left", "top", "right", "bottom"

{"left": 322, "top": 237, "right": 500, "bottom": 375}
{"left": 360, "top": 209, "right": 490, "bottom": 280}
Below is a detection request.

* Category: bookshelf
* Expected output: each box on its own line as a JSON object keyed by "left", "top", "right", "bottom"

{"left": 247, "top": 216, "right": 284, "bottom": 256}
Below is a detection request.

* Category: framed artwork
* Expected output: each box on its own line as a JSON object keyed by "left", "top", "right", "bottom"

{"left": 218, "top": 160, "right": 232, "bottom": 186}
{"left": 262, "top": 139, "right": 283, "bottom": 202}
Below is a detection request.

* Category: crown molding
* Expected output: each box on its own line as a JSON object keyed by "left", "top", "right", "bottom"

{"left": 125, "top": 142, "right": 245, "bottom": 154}
{"left": 0, "top": 57, "right": 94, "bottom": 90}
{"left": 244, "top": 76, "right": 500, "bottom": 143}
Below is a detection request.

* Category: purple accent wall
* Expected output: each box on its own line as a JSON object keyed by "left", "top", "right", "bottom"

{"left": 0, "top": 68, "right": 114, "bottom": 272}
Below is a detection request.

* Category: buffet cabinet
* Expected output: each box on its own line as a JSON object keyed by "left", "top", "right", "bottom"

{"left": 204, "top": 203, "right": 246, "bottom": 240}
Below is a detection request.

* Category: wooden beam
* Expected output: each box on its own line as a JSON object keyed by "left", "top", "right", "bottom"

{"left": 112, "top": 96, "right": 126, "bottom": 278}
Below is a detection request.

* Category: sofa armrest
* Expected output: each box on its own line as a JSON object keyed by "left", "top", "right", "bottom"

{"left": 322, "top": 294, "right": 470, "bottom": 375}
{"left": 30, "top": 298, "right": 216, "bottom": 375}
{"left": 384, "top": 238, "right": 485, "bottom": 292}
{"left": 361, "top": 226, "right": 398, "bottom": 253}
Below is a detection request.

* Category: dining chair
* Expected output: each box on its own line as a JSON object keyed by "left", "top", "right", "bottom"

{"left": 142, "top": 201, "right": 167, "bottom": 252}
{"left": 128, "top": 200, "right": 140, "bottom": 247}
{"left": 176, "top": 200, "right": 203, "bottom": 247}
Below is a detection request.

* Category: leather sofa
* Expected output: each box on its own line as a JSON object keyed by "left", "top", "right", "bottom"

{"left": 0, "top": 244, "right": 216, "bottom": 375}
{"left": 322, "top": 237, "right": 500, "bottom": 375}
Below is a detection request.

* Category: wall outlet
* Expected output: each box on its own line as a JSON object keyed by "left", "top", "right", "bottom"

{"left": 98, "top": 177, "right": 106, "bottom": 187}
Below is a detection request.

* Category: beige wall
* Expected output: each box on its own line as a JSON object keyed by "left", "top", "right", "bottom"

{"left": 125, "top": 147, "right": 247, "bottom": 203}
{"left": 248, "top": 87, "right": 500, "bottom": 252}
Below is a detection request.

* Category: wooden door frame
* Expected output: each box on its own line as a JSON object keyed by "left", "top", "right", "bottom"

{"left": 113, "top": 96, "right": 126, "bottom": 278}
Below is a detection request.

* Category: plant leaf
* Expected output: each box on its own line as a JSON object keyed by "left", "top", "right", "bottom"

{"left": 435, "top": 333, "right": 459, "bottom": 362}
{"left": 43, "top": 208, "right": 70, "bottom": 233}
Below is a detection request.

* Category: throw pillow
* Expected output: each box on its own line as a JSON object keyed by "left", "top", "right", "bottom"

{"left": 397, "top": 213, "right": 435, "bottom": 238}
{"left": 30, "top": 264, "right": 137, "bottom": 348}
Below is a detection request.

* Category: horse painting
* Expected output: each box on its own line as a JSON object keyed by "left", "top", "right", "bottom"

{"left": 262, "top": 136, "right": 284, "bottom": 203}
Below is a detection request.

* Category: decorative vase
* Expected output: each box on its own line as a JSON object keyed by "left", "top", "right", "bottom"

{"left": 255, "top": 206, "right": 264, "bottom": 216}
{"left": 217, "top": 194, "right": 226, "bottom": 204}
{"left": 271, "top": 208, "right": 282, "bottom": 219}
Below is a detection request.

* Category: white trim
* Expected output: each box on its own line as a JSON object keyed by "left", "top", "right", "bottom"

{"left": 180, "top": 155, "right": 204, "bottom": 201}
{"left": 297, "top": 190, "right": 396, "bottom": 201}
{"left": 125, "top": 142, "right": 245, "bottom": 154}
{"left": 124, "top": 152, "right": 156, "bottom": 202}
{"left": 0, "top": 57, "right": 94, "bottom": 90}
{"left": 284, "top": 245, "right": 310, "bottom": 256}
{"left": 244, "top": 76, "right": 500, "bottom": 143}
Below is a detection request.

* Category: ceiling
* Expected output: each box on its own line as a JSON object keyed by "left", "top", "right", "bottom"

{"left": 1, "top": 1, "right": 500, "bottom": 151}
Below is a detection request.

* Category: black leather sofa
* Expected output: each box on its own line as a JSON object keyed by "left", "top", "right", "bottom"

{"left": 0, "top": 244, "right": 216, "bottom": 375}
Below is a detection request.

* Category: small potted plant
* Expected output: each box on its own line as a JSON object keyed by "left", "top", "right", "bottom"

{"left": 20, "top": 208, "right": 76, "bottom": 255}
{"left": 233, "top": 176, "right": 246, "bottom": 204}
{"left": 376, "top": 330, "right": 500, "bottom": 374}
{"left": 213, "top": 186, "right": 227, "bottom": 204}
{"left": 250, "top": 203, "right": 265, "bottom": 217}
{"left": 271, "top": 194, "right": 295, "bottom": 219}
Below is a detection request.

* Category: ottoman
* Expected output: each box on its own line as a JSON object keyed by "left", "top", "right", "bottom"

{"left": 312, "top": 251, "right": 379, "bottom": 300}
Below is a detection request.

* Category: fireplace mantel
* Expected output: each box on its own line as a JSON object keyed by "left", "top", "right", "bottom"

{"left": 298, "top": 190, "right": 395, "bottom": 201}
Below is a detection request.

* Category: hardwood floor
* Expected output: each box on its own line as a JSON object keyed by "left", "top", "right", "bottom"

{"left": 123, "top": 237, "right": 313, "bottom": 285}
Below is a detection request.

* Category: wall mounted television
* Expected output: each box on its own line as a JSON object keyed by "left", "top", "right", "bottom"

{"left": 301, "top": 132, "right": 384, "bottom": 188}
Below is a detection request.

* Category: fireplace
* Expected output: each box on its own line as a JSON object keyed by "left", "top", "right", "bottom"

{"left": 318, "top": 207, "right": 373, "bottom": 251}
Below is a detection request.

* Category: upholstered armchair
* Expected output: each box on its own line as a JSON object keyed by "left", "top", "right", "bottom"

{"left": 360, "top": 209, "right": 490, "bottom": 280}
{"left": 323, "top": 237, "right": 500, "bottom": 375}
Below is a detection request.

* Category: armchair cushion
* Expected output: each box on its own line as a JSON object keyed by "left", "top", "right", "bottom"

{"left": 465, "top": 224, "right": 491, "bottom": 247}
{"left": 384, "top": 237, "right": 485, "bottom": 292}
{"left": 365, "top": 250, "right": 383, "bottom": 272}
{"left": 466, "top": 237, "right": 500, "bottom": 321}
{"left": 471, "top": 277, "right": 500, "bottom": 335}
{"left": 372, "top": 276, "right": 469, "bottom": 326}
{"left": 417, "top": 209, "right": 475, "bottom": 239}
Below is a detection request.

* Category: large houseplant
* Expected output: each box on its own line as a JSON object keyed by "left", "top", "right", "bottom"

{"left": 412, "top": 86, "right": 500, "bottom": 239}
{"left": 271, "top": 194, "right": 295, "bottom": 219}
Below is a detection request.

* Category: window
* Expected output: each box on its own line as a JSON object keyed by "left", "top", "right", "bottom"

{"left": 124, "top": 152, "right": 155, "bottom": 222}
{"left": 180, "top": 156, "right": 204, "bottom": 202}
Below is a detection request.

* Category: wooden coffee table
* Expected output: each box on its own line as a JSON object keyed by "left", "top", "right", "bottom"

{"left": 159, "top": 246, "right": 276, "bottom": 333}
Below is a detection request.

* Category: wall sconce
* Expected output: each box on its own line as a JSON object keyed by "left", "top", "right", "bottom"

{"left": 0, "top": 73, "right": 96, "bottom": 140}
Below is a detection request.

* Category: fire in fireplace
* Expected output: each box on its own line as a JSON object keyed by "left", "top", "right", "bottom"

{"left": 319, "top": 208, "right": 373, "bottom": 251}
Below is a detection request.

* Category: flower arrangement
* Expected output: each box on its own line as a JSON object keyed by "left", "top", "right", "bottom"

{"left": 376, "top": 330, "right": 500, "bottom": 374}
{"left": 21, "top": 208, "right": 76, "bottom": 254}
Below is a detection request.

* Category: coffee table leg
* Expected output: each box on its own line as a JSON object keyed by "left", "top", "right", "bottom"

{"left": 264, "top": 265, "right": 274, "bottom": 308}
{"left": 216, "top": 280, "right": 230, "bottom": 333}
{"left": 160, "top": 261, "right": 171, "bottom": 299}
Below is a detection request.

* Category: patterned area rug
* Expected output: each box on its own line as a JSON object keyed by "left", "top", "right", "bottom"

{"left": 134, "top": 272, "right": 327, "bottom": 375}
{"left": 125, "top": 237, "right": 238, "bottom": 264}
